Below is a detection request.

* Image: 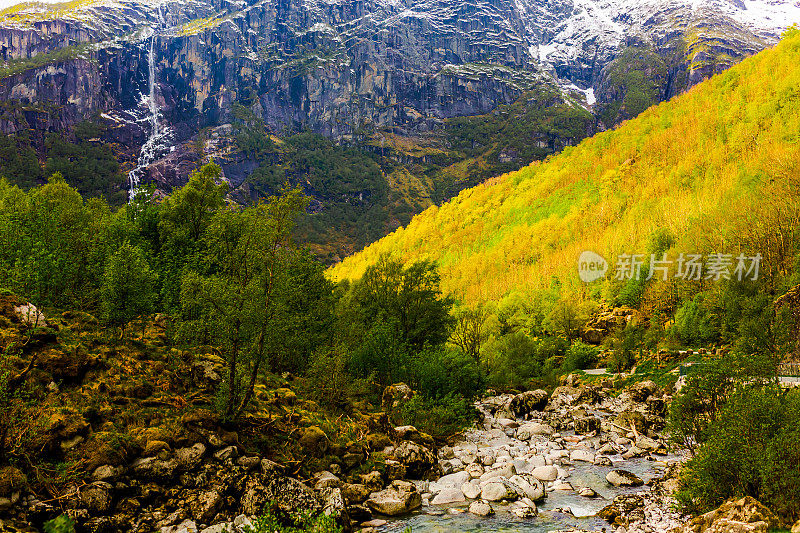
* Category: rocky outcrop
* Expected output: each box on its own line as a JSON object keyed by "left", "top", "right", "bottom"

{"left": 669, "top": 496, "right": 780, "bottom": 533}
{"left": 509, "top": 389, "right": 549, "bottom": 417}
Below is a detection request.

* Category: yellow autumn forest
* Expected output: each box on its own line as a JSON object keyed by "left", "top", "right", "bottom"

{"left": 331, "top": 27, "right": 800, "bottom": 318}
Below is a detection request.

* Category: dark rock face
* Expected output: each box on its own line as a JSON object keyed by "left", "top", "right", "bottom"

{"left": 0, "top": 0, "right": 792, "bottom": 195}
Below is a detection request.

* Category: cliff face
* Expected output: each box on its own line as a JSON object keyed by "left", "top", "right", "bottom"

{"left": 2, "top": 0, "right": 794, "bottom": 142}
{"left": 0, "top": 0, "right": 796, "bottom": 208}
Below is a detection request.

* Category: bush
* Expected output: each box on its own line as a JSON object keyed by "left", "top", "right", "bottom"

{"left": 245, "top": 504, "right": 343, "bottom": 533}
{"left": 561, "top": 341, "right": 599, "bottom": 373}
{"left": 669, "top": 352, "right": 798, "bottom": 522}
{"left": 667, "top": 352, "right": 778, "bottom": 453}
{"left": 675, "top": 388, "right": 800, "bottom": 523}
{"left": 43, "top": 515, "right": 76, "bottom": 533}
{"left": 605, "top": 324, "right": 643, "bottom": 373}
{"left": 396, "top": 393, "right": 477, "bottom": 440}
{"left": 672, "top": 295, "right": 720, "bottom": 347}
{"left": 407, "top": 347, "right": 485, "bottom": 400}
{"left": 484, "top": 331, "right": 541, "bottom": 390}
{"left": 484, "top": 332, "right": 571, "bottom": 390}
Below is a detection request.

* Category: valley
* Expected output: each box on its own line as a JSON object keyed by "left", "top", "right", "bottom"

{"left": 0, "top": 1, "right": 799, "bottom": 533}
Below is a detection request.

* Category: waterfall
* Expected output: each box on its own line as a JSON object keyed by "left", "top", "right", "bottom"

{"left": 127, "top": 5, "right": 172, "bottom": 201}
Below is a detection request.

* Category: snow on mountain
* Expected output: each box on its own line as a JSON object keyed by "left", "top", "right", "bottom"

{"left": 520, "top": 0, "right": 800, "bottom": 90}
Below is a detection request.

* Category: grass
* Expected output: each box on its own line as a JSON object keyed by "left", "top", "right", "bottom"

{"left": 0, "top": 43, "right": 91, "bottom": 80}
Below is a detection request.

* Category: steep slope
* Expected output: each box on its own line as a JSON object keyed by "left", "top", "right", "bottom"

{"left": 330, "top": 29, "right": 800, "bottom": 306}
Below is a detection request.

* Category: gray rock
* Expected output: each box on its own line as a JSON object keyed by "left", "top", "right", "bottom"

{"left": 469, "top": 500, "right": 494, "bottom": 517}
{"left": 80, "top": 483, "right": 112, "bottom": 513}
{"left": 431, "top": 487, "right": 466, "bottom": 505}
{"left": 517, "top": 423, "right": 554, "bottom": 440}
{"left": 175, "top": 443, "right": 206, "bottom": 470}
{"left": 569, "top": 449, "right": 595, "bottom": 463}
{"left": 461, "top": 481, "right": 481, "bottom": 499}
{"left": 606, "top": 469, "right": 644, "bottom": 487}
{"left": 466, "top": 462, "right": 484, "bottom": 479}
{"left": 510, "top": 390, "right": 549, "bottom": 417}
{"left": 314, "top": 471, "right": 341, "bottom": 490}
{"left": 531, "top": 465, "right": 558, "bottom": 481}
{"left": 213, "top": 445, "right": 237, "bottom": 461}
{"left": 481, "top": 481, "right": 517, "bottom": 502}
{"left": 188, "top": 488, "right": 223, "bottom": 523}
{"left": 365, "top": 480, "right": 422, "bottom": 516}
{"left": 479, "top": 463, "right": 516, "bottom": 482}
{"left": 393, "top": 440, "right": 436, "bottom": 479}
{"left": 509, "top": 474, "right": 546, "bottom": 501}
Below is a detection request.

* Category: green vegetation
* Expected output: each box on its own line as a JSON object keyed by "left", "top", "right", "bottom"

{"left": 0, "top": 43, "right": 90, "bottom": 79}
{"left": 0, "top": 123, "right": 126, "bottom": 205}
{"left": 439, "top": 87, "right": 595, "bottom": 200}
{"left": 669, "top": 353, "right": 800, "bottom": 524}
{"left": 231, "top": 105, "right": 394, "bottom": 262}
{"left": 0, "top": 163, "right": 478, "bottom": 438}
{"left": 245, "top": 506, "right": 343, "bottom": 533}
{"left": 595, "top": 45, "right": 668, "bottom": 126}
{"left": 42, "top": 515, "right": 76, "bottom": 533}
{"left": 0, "top": 132, "right": 41, "bottom": 189}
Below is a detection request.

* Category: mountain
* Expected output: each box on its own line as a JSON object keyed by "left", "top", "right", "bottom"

{"left": 330, "top": 28, "right": 800, "bottom": 308}
{"left": 0, "top": 0, "right": 798, "bottom": 260}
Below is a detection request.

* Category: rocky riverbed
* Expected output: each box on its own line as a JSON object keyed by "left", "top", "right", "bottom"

{"left": 370, "top": 378, "right": 687, "bottom": 533}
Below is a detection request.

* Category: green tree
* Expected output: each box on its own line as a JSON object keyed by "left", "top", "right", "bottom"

{"left": 158, "top": 162, "right": 228, "bottom": 311}
{"left": 100, "top": 243, "right": 158, "bottom": 337}
{"left": 180, "top": 185, "right": 309, "bottom": 419}
{"left": 450, "top": 304, "right": 489, "bottom": 362}
{"left": 2, "top": 174, "right": 110, "bottom": 309}
{"left": 349, "top": 255, "right": 455, "bottom": 351}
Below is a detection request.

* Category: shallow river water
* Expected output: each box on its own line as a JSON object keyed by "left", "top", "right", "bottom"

{"left": 387, "top": 455, "right": 678, "bottom": 532}
{"left": 382, "top": 392, "right": 685, "bottom": 533}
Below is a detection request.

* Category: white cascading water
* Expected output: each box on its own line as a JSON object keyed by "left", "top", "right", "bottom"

{"left": 127, "top": 5, "right": 172, "bottom": 201}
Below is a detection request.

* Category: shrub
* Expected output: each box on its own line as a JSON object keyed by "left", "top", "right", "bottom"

{"left": 43, "top": 515, "right": 76, "bottom": 533}
{"left": 396, "top": 393, "right": 477, "bottom": 440}
{"left": 669, "top": 352, "right": 798, "bottom": 522}
{"left": 675, "top": 388, "right": 800, "bottom": 523}
{"left": 605, "top": 324, "right": 643, "bottom": 373}
{"left": 484, "top": 331, "right": 542, "bottom": 390}
{"left": 672, "top": 296, "right": 719, "bottom": 347}
{"left": 407, "top": 347, "right": 485, "bottom": 400}
{"left": 245, "top": 504, "right": 343, "bottom": 533}
{"left": 561, "top": 341, "right": 599, "bottom": 373}
{"left": 667, "top": 352, "right": 779, "bottom": 453}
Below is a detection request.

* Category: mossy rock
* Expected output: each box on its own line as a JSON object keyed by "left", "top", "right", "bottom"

{"left": 47, "top": 411, "right": 89, "bottom": 440}
{"left": 365, "top": 433, "right": 391, "bottom": 451}
{"left": 273, "top": 388, "right": 297, "bottom": 406}
{"left": 0, "top": 466, "right": 26, "bottom": 497}
{"left": 0, "top": 293, "right": 24, "bottom": 320}
{"left": 61, "top": 310, "right": 99, "bottom": 328}
{"left": 143, "top": 440, "right": 171, "bottom": 457}
{"left": 299, "top": 426, "right": 329, "bottom": 456}
{"left": 615, "top": 410, "right": 647, "bottom": 433}
{"left": 181, "top": 409, "right": 219, "bottom": 429}
{"left": 39, "top": 347, "right": 95, "bottom": 383}
{"left": 77, "top": 431, "right": 136, "bottom": 471}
